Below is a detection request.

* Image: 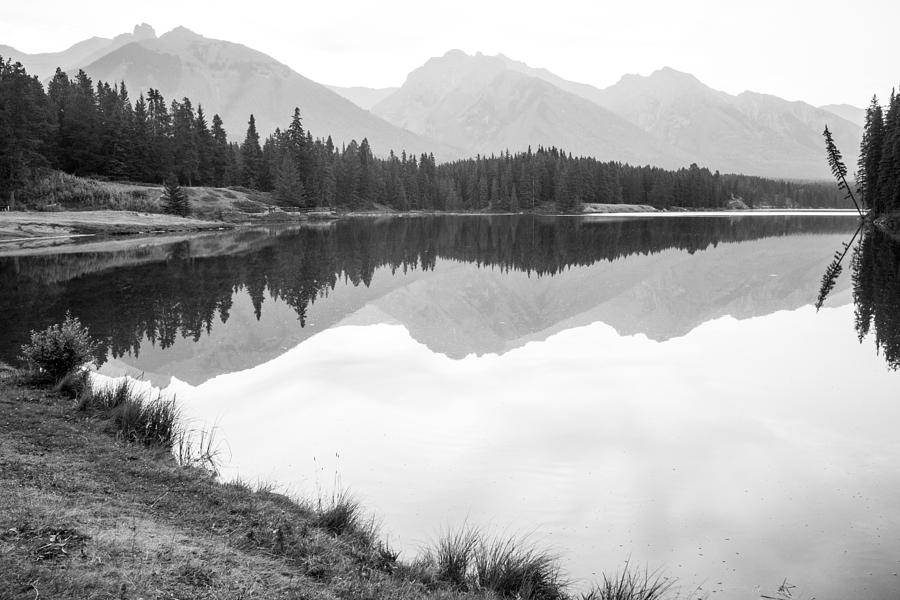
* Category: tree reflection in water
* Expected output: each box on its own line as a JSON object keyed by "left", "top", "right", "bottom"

{"left": 817, "top": 223, "right": 900, "bottom": 370}
{"left": 0, "top": 215, "right": 859, "bottom": 367}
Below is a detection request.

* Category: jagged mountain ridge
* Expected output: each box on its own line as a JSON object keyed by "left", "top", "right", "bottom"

{"left": 372, "top": 52, "right": 862, "bottom": 179}
{"left": 4, "top": 27, "right": 865, "bottom": 177}
{"left": 372, "top": 51, "right": 695, "bottom": 168}
{"left": 591, "top": 67, "right": 862, "bottom": 179}
{"left": 0, "top": 23, "right": 157, "bottom": 81}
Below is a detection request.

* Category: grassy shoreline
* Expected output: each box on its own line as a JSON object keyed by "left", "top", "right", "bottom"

{"left": 0, "top": 367, "right": 685, "bottom": 600}
{"left": 0, "top": 373, "right": 467, "bottom": 599}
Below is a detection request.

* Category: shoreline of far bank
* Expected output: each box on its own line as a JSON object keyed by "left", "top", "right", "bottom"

{"left": 0, "top": 210, "right": 236, "bottom": 243}
{"left": 0, "top": 207, "right": 865, "bottom": 253}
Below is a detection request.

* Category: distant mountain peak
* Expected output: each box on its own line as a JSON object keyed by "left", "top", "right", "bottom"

{"left": 111, "top": 23, "right": 156, "bottom": 45}
{"left": 648, "top": 67, "right": 704, "bottom": 85}
{"left": 132, "top": 23, "right": 156, "bottom": 40}
{"left": 160, "top": 26, "right": 204, "bottom": 42}
{"left": 655, "top": 66, "right": 689, "bottom": 75}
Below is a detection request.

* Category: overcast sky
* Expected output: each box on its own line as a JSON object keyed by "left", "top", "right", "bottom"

{"left": 1, "top": 0, "right": 896, "bottom": 106}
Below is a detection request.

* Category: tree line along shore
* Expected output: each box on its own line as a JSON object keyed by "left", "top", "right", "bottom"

{"left": 1, "top": 56, "right": 859, "bottom": 221}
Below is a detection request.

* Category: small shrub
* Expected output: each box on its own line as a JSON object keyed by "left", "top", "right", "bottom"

{"left": 19, "top": 313, "right": 99, "bottom": 381}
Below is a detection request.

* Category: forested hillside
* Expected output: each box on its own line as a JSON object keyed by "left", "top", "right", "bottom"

{"left": 856, "top": 93, "right": 900, "bottom": 216}
{"left": 1, "top": 57, "right": 848, "bottom": 212}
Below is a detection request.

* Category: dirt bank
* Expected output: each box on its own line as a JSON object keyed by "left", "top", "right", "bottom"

{"left": 0, "top": 210, "right": 233, "bottom": 246}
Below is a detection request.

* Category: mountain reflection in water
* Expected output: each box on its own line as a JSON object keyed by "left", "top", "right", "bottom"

{"left": 0, "top": 215, "right": 861, "bottom": 384}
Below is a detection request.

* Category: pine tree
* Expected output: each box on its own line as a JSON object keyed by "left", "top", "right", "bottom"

{"left": 161, "top": 173, "right": 190, "bottom": 217}
{"left": 240, "top": 114, "right": 263, "bottom": 188}
{"left": 129, "top": 94, "right": 152, "bottom": 182}
{"left": 286, "top": 107, "right": 309, "bottom": 183}
{"left": 0, "top": 58, "right": 55, "bottom": 203}
{"left": 858, "top": 96, "right": 885, "bottom": 212}
{"left": 274, "top": 154, "right": 305, "bottom": 206}
{"left": 877, "top": 92, "right": 900, "bottom": 214}
{"left": 145, "top": 88, "right": 172, "bottom": 181}
{"left": 210, "top": 114, "right": 231, "bottom": 187}
{"left": 195, "top": 106, "right": 214, "bottom": 185}
{"left": 171, "top": 98, "right": 199, "bottom": 185}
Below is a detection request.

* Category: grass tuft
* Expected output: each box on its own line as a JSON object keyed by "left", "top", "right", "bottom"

{"left": 582, "top": 561, "right": 673, "bottom": 600}
{"left": 473, "top": 535, "right": 566, "bottom": 600}
{"left": 76, "top": 377, "right": 182, "bottom": 450}
{"left": 77, "top": 378, "right": 133, "bottom": 412}
{"left": 415, "top": 529, "right": 567, "bottom": 600}
{"left": 175, "top": 425, "right": 226, "bottom": 475}
{"left": 314, "top": 491, "right": 363, "bottom": 536}
{"left": 430, "top": 526, "right": 479, "bottom": 587}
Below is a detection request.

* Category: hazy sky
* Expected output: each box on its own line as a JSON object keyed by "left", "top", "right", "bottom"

{"left": 1, "top": 0, "right": 896, "bottom": 106}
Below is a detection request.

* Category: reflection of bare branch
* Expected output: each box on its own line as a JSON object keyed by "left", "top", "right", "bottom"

{"left": 816, "top": 255, "right": 843, "bottom": 310}
{"left": 816, "top": 223, "right": 863, "bottom": 311}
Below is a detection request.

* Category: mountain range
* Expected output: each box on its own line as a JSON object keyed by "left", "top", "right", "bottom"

{"left": 3, "top": 24, "right": 865, "bottom": 179}
{"left": 363, "top": 51, "right": 862, "bottom": 178}
{"left": 2, "top": 24, "right": 453, "bottom": 159}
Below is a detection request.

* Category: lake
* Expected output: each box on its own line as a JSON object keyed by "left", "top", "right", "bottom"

{"left": 2, "top": 214, "right": 898, "bottom": 599}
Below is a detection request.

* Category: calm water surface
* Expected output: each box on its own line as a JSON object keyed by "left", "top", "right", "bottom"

{"left": 2, "top": 215, "right": 898, "bottom": 599}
